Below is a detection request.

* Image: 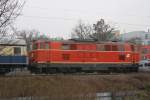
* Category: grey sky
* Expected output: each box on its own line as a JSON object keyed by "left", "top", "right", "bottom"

{"left": 15, "top": 0, "right": 150, "bottom": 38}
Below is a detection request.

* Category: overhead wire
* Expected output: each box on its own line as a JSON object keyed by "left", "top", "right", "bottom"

{"left": 22, "top": 15, "right": 150, "bottom": 27}
{"left": 20, "top": 6, "right": 150, "bottom": 27}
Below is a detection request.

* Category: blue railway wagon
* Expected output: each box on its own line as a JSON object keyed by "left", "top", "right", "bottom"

{"left": 0, "top": 56, "right": 27, "bottom": 64}
{"left": 0, "top": 38, "right": 28, "bottom": 74}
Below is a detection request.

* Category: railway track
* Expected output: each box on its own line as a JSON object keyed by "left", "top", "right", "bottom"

{"left": 1, "top": 67, "right": 147, "bottom": 77}
{"left": 3, "top": 70, "right": 141, "bottom": 77}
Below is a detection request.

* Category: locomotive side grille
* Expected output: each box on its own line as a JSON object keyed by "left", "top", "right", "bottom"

{"left": 62, "top": 54, "right": 70, "bottom": 60}
{"left": 119, "top": 54, "right": 126, "bottom": 61}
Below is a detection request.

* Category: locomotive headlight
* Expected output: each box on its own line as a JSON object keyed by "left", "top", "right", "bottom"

{"left": 126, "top": 54, "right": 131, "bottom": 58}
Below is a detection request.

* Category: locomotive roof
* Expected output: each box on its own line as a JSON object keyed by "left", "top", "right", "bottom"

{"left": 34, "top": 39, "right": 131, "bottom": 45}
{"left": 62, "top": 39, "right": 129, "bottom": 45}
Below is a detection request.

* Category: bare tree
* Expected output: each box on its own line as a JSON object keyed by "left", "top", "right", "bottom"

{"left": 16, "top": 30, "right": 39, "bottom": 51}
{"left": 0, "top": 0, "right": 25, "bottom": 34}
{"left": 92, "top": 19, "right": 114, "bottom": 41}
{"left": 0, "top": 27, "right": 7, "bottom": 36}
{"left": 16, "top": 29, "right": 51, "bottom": 51}
{"left": 71, "top": 20, "right": 93, "bottom": 40}
{"left": 72, "top": 19, "right": 115, "bottom": 42}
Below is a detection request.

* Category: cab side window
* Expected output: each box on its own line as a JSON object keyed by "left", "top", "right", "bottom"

{"left": 118, "top": 45, "right": 125, "bottom": 51}
{"left": 33, "top": 43, "right": 38, "bottom": 50}
{"left": 105, "top": 45, "right": 111, "bottom": 51}
{"left": 45, "top": 43, "right": 50, "bottom": 49}
{"left": 40, "top": 43, "right": 45, "bottom": 49}
{"left": 131, "top": 45, "right": 135, "bottom": 51}
{"left": 112, "top": 45, "right": 118, "bottom": 51}
{"left": 142, "top": 48, "right": 148, "bottom": 54}
{"left": 97, "top": 45, "right": 105, "bottom": 51}
{"left": 62, "top": 44, "right": 70, "bottom": 50}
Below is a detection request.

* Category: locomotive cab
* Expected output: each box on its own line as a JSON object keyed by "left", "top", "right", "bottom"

{"left": 29, "top": 41, "right": 50, "bottom": 63}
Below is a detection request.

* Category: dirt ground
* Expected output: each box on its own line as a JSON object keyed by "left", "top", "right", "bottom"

{"left": 0, "top": 73, "right": 150, "bottom": 99}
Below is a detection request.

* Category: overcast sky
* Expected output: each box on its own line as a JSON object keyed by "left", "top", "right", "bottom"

{"left": 15, "top": 0, "right": 150, "bottom": 38}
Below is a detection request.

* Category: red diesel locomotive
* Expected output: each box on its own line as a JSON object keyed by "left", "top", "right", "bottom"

{"left": 29, "top": 40, "right": 140, "bottom": 74}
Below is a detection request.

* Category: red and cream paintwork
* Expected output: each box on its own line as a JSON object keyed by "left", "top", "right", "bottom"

{"left": 30, "top": 41, "right": 139, "bottom": 64}
{"left": 29, "top": 40, "right": 140, "bottom": 73}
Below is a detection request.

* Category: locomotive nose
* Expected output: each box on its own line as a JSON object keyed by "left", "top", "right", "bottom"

{"left": 29, "top": 52, "right": 36, "bottom": 63}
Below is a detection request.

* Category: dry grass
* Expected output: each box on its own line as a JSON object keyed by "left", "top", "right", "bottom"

{"left": 0, "top": 73, "right": 150, "bottom": 99}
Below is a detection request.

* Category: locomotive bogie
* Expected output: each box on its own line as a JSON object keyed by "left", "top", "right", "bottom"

{"left": 29, "top": 63, "right": 138, "bottom": 74}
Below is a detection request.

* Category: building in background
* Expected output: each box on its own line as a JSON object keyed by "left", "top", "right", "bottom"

{"left": 111, "top": 30, "right": 121, "bottom": 41}
{"left": 112, "top": 30, "right": 120, "bottom": 37}
{"left": 120, "top": 31, "right": 150, "bottom": 45}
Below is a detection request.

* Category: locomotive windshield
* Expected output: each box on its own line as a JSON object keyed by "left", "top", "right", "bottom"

{"left": 97, "top": 44, "right": 125, "bottom": 51}
{"left": 33, "top": 43, "right": 38, "bottom": 50}
{"left": 32, "top": 42, "right": 50, "bottom": 50}
{"left": 62, "top": 44, "right": 70, "bottom": 50}
{"left": 45, "top": 43, "right": 50, "bottom": 49}
{"left": 142, "top": 48, "right": 148, "bottom": 54}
